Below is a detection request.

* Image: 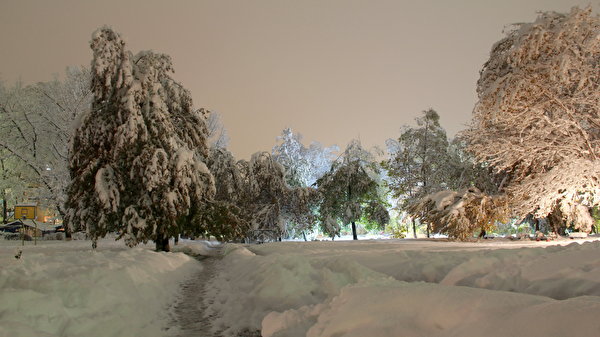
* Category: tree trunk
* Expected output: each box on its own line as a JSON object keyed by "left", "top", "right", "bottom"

{"left": 56, "top": 204, "right": 71, "bottom": 240}
{"left": 426, "top": 223, "right": 430, "bottom": 238}
{"left": 302, "top": 231, "right": 307, "bottom": 242}
{"left": 351, "top": 221, "right": 357, "bottom": 240}
{"left": 479, "top": 229, "right": 486, "bottom": 238}
{"left": 155, "top": 234, "right": 170, "bottom": 252}
{"left": 412, "top": 218, "right": 417, "bottom": 238}
{"left": 547, "top": 209, "right": 566, "bottom": 235}
{"left": 2, "top": 198, "right": 7, "bottom": 224}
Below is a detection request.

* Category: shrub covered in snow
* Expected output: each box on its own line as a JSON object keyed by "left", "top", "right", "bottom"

{"left": 409, "top": 187, "right": 508, "bottom": 240}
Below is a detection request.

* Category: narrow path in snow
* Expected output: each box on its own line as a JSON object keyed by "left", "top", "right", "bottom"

{"left": 168, "top": 244, "right": 262, "bottom": 337}
{"left": 170, "top": 254, "right": 224, "bottom": 337}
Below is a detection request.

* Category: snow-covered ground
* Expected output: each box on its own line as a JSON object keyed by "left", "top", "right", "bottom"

{"left": 204, "top": 237, "right": 600, "bottom": 337}
{"left": 0, "top": 239, "right": 201, "bottom": 337}
{"left": 3, "top": 236, "right": 600, "bottom": 337}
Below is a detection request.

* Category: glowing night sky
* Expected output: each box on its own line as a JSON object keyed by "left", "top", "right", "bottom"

{"left": 1, "top": 0, "right": 597, "bottom": 158}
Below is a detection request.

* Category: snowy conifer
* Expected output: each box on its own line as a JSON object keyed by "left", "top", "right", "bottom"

{"left": 65, "top": 27, "right": 214, "bottom": 251}
{"left": 463, "top": 7, "right": 600, "bottom": 232}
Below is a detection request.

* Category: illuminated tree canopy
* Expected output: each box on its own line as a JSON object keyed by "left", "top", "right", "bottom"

{"left": 464, "top": 7, "right": 600, "bottom": 232}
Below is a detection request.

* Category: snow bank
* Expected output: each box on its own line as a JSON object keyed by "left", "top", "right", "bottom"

{"left": 172, "top": 239, "right": 223, "bottom": 257}
{"left": 267, "top": 283, "right": 600, "bottom": 337}
{"left": 205, "top": 239, "right": 600, "bottom": 337}
{"left": 0, "top": 240, "right": 201, "bottom": 337}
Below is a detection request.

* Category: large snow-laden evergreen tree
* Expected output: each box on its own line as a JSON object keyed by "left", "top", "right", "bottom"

{"left": 317, "top": 139, "right": 389, "bottom": 240}
{"left": 65, "top": 27, "right": 214, "bottom": 251}
{"left": 463, "top": 7, "right": 600, "bottom": 233}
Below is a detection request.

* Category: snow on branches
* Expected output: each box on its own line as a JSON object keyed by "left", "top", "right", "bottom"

{"left": 463, "top": 7, "right": 600, "bottom": 230}
{"left": 66, "top": 27, "right": 214, "bottom": 250}
{"left": 408, "top": 188, "right": 508, "bottom": 241}
{"left": 272, "top": 128, "right": 338, "bottom": 188}
{"left": 0, "top": 68, "right": 91, "bottom": 221}
{"left": 509, "top": 158, "right": 600, "bottom": 232}
{"left": 317, "top": 140, "right": 388, "bottom": 239}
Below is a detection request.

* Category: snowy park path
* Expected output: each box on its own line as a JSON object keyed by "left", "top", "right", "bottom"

{"left": 170, "top": 254, "right": 224, "bottom": 337}
{"left": 167, "top": 242, "right": 262, "bottom": 337}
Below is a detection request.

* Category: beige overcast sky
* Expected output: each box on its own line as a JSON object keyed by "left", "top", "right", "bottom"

{"left": 0, "top": 0, "right": 598, "bottom": 159}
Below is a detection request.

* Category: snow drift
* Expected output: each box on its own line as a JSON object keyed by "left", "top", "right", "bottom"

{"left": 204, "top": 239, "right": 600, "bottom": 337}
{"left": 0, "top": 240, "right": 201, "bottom": 337}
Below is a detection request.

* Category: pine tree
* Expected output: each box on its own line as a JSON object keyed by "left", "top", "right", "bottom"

{"left": 463, "top": 7, "right": 600, "bottom": 233}
{"left": 65, "top": 27, "right": 215, "bottom": 251}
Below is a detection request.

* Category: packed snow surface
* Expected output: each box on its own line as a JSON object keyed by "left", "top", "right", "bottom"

{"left": 0, "top": 239, "right": 201, "bottom": 337}
{"left": 204, "top": 238, "right": 600, "bottom": 337}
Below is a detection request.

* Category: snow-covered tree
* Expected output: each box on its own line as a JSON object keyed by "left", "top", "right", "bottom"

{"left": 445, "top": 138, "right": 501, "bottom": 194}
{"left": 272, "top": 128, "right": 338, "bottom": 187}
{"left": 272, "top": 128, "right": 308, "bottom": 187}
{"left": 194, "top": 147, "right": 249, "bottom": 241}
{"left": 463, "top": 7, "right": 600, "bottom": 233}
{"left": 317, "top": 140, "right": 389, "bottom": 240}
{"left": 384, "top": 109, "right": 450, "bottom": 207}
{"left": 201, "top": 147, "right": 316, "bottom": 242}
{"left": 65, "top": 27, "right": 215, "bottom": 251}
{"left": 408, "top": 188, "right": 508, "bottom": 240}
{"left": 205, "top": 110, "right": 230, "bottom": 149}
{"left": 383, "top": 109, "right": 454, "bottom": 237}
{"left": 243, "top": 152, "right": 288, "bottom": 236}
{"left": 281, "top": 185, "right": 320, "bottom": 239}
{"left": 0, "top": 67, "right": 92, "bottom": 226}
{"left": 306, "top": 141, "right": 339, "bottom": 185}
{"left": 0, "top": 149, "right": 31, "bottom": 223}
{"left": 271, "top": 128, "right": 336, "bottom": 238}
